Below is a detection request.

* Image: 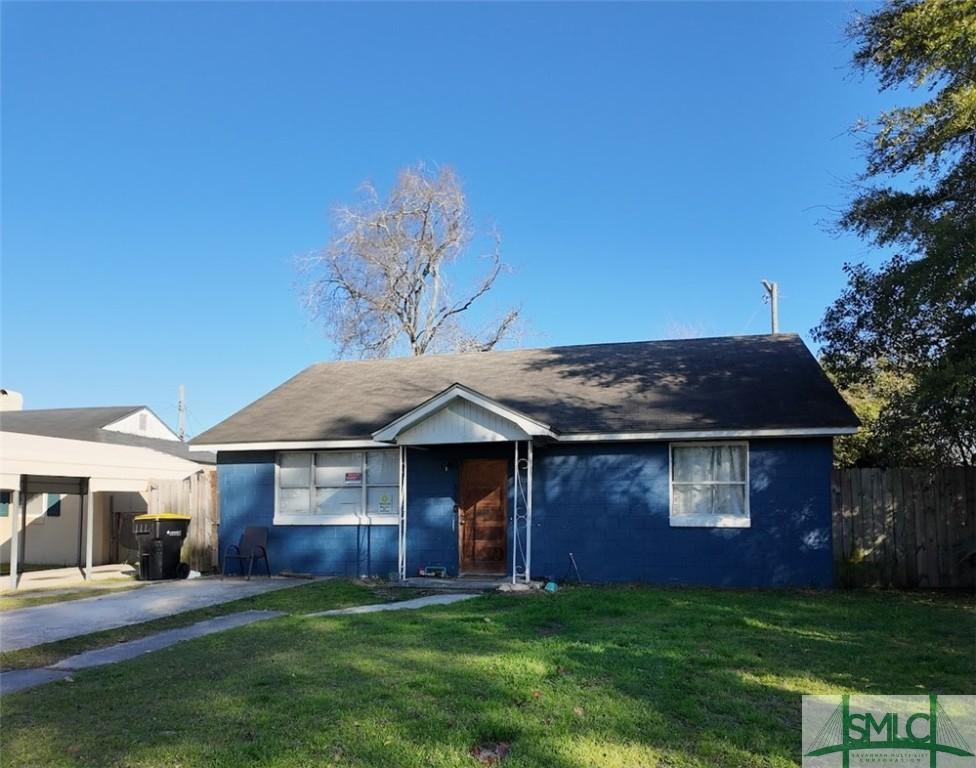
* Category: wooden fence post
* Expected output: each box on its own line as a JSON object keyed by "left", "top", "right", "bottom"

{"left": 832, "top": 467, "right": 975, "bottom": 589}
{"left": 146, "top": 469, "right": 219, "bottom": 573}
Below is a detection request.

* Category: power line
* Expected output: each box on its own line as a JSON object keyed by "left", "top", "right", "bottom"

{"left": 740, "top": 300, "right": 765, "bottom": 335}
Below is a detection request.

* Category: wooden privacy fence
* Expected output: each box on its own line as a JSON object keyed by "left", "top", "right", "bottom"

{"left": 146, "top": 469, "right": 219, "bottom": 573}
{"left": 832, "top": 467, "right": 976, "bottom": 589}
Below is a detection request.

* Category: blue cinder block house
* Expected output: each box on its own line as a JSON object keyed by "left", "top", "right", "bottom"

{"left": 191, "top": 334, "right": 858, "bottom": 587}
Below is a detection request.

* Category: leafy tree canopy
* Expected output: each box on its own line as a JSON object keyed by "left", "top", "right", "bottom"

{"left": 816, "top": 0, "right": 975, "bottom": 466}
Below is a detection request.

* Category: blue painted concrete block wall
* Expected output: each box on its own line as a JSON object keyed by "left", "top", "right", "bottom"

{"left": 529, "top": 438, "right": 834, "bottom": 586}
{"left": 218, "top": 438, "right": 833, "bottom": 586}
{"left": 217, "top": 452, "right": 397, "bottom": 577}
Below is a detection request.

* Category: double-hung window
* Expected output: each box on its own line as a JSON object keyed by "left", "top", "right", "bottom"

{"left": 275, "top": 450, "right": 399, "bottom": 525}
{"left": 669, "top": 442, "right": 749, "bottom": 527}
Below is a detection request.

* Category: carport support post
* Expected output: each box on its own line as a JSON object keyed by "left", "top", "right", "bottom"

{"left": 84, "top": 480, "right": 94, "bottom": 579}
{"left": 9, "top": 485, "right": 21, "bottom": 590}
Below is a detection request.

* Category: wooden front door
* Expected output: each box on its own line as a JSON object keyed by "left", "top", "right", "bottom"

{"left": 458, "top": 459, "right": 507, "bottom": 575}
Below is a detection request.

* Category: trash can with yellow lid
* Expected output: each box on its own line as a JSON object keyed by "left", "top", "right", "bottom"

{"left": 133, "top": 513, "right": 192, "bottom": 580}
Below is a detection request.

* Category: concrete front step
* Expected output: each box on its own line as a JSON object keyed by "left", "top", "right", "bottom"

{"left": 399, "top": 576, "right": 542, "bottom": 592}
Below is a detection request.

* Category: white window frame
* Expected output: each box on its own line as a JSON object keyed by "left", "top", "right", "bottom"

{"left": 668, "top": 441, "right": 750, "bottom": 528}
{"left": 274, "top": 450, "right": 400, "bottom": 526}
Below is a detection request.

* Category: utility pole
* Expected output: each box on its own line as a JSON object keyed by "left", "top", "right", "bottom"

{"left": 761, "top": 280, "right": 779, "bottom": 334}
{"left": 178, "top": 384, "right": 186, "bottom": 442}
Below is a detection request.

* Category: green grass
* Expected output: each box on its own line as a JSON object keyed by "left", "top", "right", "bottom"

{"left": 2, "top": 586, "right": 973, "bottom": 768}
{"left": 0, "top": 578, "right": 384, "bottom": 671}
{"left": 0, "top": 580, "right": 142, "bottom": 612}
{"left": 0, "top": 562, "right": 70, "bottom": 576}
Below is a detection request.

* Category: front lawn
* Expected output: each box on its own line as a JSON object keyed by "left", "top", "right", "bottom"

{"left": 0, "top": 578, "right": 386, "bottom": 671}
{"left": 0, "top": 563, "right": 64, "bottom": 576}
{"left": 2, "top": 586, "right": 973, "bottom": 767}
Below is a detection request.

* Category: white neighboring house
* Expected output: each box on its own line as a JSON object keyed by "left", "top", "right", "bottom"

{"left": 0, "top": 397, "right": 213, "bottom": 588}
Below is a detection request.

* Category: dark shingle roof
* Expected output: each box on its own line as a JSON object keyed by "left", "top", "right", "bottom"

{"left": 0, "top": 406, "right": 214, "bottom": 463}
{"left": 191, "top": 334, "right": 857, "bottom": 446}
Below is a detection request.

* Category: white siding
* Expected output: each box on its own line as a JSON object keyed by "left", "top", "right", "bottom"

{"left": 0, "top": 431, "right": 202, "bottom": 492}
{"left": 397, "top": 399, "right": 529, "bottom": 445}
{"left": 0, "top": 494, "right": 82, "bottom": 566}
{"left": 0, "top": 490, "right": 147, "bottom": 566}
{"left": 102, "top": 408, "right": 178, "bottom": 441}
{"left": 0, "top": 390, "right": 24, "bottom": 411}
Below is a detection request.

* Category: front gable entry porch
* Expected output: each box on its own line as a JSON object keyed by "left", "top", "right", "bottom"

{"left": 378, "top": 385, "right": 543, "bottom": 584}
{"left": 398, "top": 441, "right": 535, "bottom": 583}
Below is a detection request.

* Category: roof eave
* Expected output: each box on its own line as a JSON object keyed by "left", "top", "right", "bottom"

{"left": 189, "top": 425, "right": 858, "bottom": 453}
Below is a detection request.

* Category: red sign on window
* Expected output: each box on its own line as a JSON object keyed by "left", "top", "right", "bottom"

{"left": 345, "top": 472, "right": 363, "bottom": 483}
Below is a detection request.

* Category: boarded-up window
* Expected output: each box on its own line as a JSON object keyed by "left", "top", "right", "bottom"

{"left": 275, "top": 450, "right": 398, "bottom": 524}
{"left": 365, "top": 451, "right": 398, "bottom": 515}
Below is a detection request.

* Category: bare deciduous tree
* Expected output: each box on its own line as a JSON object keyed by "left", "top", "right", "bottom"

{"left": 663, "top": 321, "right": 706, "bottom": 340}
{"left": 299, "top": 165, "right": 520, "bottom": 358}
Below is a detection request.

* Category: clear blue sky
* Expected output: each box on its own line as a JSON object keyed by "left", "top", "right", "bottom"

{"left": 2, "top": 1, "right": 893, "bottom": 436}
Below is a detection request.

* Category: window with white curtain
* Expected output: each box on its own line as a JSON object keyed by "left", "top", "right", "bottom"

{"left": 275, "top": 450, "right": 399, "bottom": 525}
{"left": 669, "top": 443, "right": 749, "bottom": 527}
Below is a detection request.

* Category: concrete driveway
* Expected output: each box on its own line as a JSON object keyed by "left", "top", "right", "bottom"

{"left": 0, "top": 577, "right": 307, "bottom": 652}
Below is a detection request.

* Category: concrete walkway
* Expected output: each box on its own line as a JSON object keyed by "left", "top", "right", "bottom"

{"left": 306, "top": 592, "right": 479, "bottom": 617}
{"left": 1, "top": 592, "right": 481, "bottom": 696}
{"left": 0, "top": 610, "right": 283, "bottom": 695}
{"left": 0, "top": 577, "right": 306, "bottom": 651}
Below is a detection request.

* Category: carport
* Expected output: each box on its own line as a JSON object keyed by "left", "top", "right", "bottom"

{"left": 1, "top": 430, "right": 207, "bottom": 590}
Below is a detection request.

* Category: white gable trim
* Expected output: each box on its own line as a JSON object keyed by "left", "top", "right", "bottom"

{"left": 397, "top": 399, "right": 530, "bottom": 445}
{"left": 372, "top": 384, "right": 556, "bottom": 443}
{"left": 102, "top": 407, "right": 179, "bottom": 442}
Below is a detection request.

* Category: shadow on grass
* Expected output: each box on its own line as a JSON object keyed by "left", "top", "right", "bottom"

{"left": 1, "top": 586, "right": 973, "bottom": 768}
